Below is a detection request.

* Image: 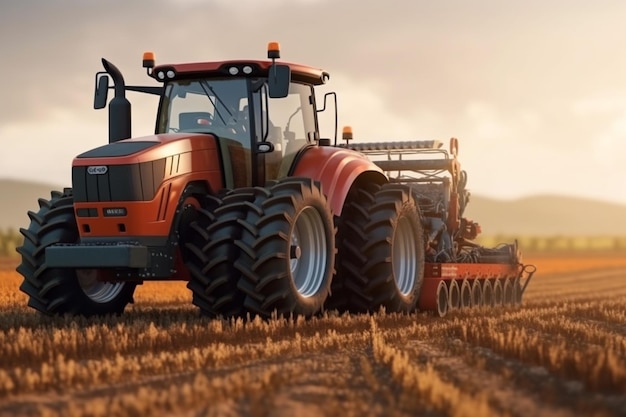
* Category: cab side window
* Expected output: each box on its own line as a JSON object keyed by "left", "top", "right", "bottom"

{"left": 264, "top": 83, "right": 317, "bottom": 181}
{"left": 268, "top": 83, "right": 316, "bottom": 152}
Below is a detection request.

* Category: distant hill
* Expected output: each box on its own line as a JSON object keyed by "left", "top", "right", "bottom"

{"left": 1, "top": 179, "right": 625, "bottom": 236}
{"left": 464, "top": 194, "right": 626, "bottom": 236}
{"left": 0, "top": 179, "right": 64, "bottom": 231}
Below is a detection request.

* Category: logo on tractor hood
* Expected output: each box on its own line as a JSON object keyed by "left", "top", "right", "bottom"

{"left": 87, "top": 166, "right": 108, "bottom": 175}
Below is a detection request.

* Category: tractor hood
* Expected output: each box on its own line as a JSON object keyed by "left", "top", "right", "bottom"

{"left": 71, "top": 132, "right": 223, "bottom": 204}
{"left": 73, "top": 133, "right": 218, "bottom": 166}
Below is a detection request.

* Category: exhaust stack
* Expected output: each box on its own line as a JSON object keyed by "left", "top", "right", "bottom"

{"left": 101, "top": 59, "right": 131, "bottom": 143}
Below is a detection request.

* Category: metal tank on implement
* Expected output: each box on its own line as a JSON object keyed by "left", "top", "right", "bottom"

{"left": 15, "top": 42, "right": 534, "bottom": 318}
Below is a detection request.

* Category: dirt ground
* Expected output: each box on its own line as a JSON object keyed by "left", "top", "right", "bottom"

{"left": 0, "top": 253, "right": 625, "bottom": 417}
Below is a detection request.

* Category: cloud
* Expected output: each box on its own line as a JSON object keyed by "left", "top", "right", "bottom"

{"left": 0, "top": 110, "right": 104, "bottom": 186}
{"left": 2, "top": 0, "right": 626, "bottom": 203}
{"left": 3, "top": 0, "right": 624, "bottom": 128}
{"left": 572, "top": 94, "right": 626, "bottom": 115}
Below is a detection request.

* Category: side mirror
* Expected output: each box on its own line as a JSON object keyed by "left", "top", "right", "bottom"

{"left": 268, "top": 64, "right": 290, "bottom": 98}
{"left": 94, "top": 74, "right": 109, "bottom": 109}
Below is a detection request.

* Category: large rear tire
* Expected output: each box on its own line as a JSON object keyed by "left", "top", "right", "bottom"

{"left": 16, "top": 190, "right": 136, "bottom": 316}
{"left": 235, "top": 178, "right": 336, "bottom": 318}
{"left": 365, "top": 184, "right": 425, "bottom": 312}
{"left": 326, "top": 182, "right": 380, "bottom": 312}
{"left": 185, "top": 188, "right": 259, "bottom": 317}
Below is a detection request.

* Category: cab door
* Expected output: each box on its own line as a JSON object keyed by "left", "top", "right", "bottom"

{"left": 256, "top": 82, "right": 318, "bottom": 183}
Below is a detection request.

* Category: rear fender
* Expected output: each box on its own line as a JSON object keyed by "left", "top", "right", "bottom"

{"left": 291, "top": 147, "right": 387, "bottom": 215}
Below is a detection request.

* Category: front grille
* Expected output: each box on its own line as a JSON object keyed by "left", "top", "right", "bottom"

{"left": 73, "top": 159, "right": 166, "bottom": 202}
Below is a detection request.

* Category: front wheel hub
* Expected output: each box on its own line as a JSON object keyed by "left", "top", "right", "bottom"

{"left": 290, "top": 206, "right": 328, "bottom": 298}
{"left": 76, "top": 269, "right": 126, "bottom": 304}
{"left": 290, "top": 245, "right": 301, "bottom": 259}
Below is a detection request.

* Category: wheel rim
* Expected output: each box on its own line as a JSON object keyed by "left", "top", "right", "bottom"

{"left": 448, "top": 280, "right": 460, "bottom": 309}
{"left": 482, "top": 280, "right": 494, "bottom": 306}
{"left": 290, "top": 206, "right": 328, "bottom": 297}
{"left": 493, "top": 280, "right": 503, "bottom": 305}
{"left": 461, "top": 280, "right": 472, "bottom": 308}
{"left": 76, "top": 270, "right": 125, "bottom": 304}
{"left": 514, "top": 277, "right": 523, "bottom": 304}
{"left": 436, "top": 281, "right": 448, "bottom": 317}
{"left": 471, "top": 281, "right": 483, "bottom": 307}
{"left": 392, "top": 216, "right": 418, "bottom": 296}
{"left": 503, "top": 278, "right": 513, "bottom": 305}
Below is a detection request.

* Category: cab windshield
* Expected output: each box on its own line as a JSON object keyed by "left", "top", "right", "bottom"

{"left": 157, "top": 78, "right": 251, "bottom": 147}
{"left": 156, "top": 77, "right": 319, "bottom": 187}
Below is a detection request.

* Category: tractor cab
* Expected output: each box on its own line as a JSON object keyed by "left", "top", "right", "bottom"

{"left": 94, "top": 42, "right": 332, "bottom": 188}
{"left": 155, "top": 71, "right": 317, "bottom": 187}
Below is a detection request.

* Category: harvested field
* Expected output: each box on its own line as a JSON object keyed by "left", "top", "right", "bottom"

{"left": 0, "top": 254, "right": 625, "bottom": 416}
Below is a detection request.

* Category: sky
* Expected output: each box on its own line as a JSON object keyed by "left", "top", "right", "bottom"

{"left": 1, "top": 0, "right": 626, "bottom": 204}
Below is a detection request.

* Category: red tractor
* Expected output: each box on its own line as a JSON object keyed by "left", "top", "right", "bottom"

{"left": 16, "top": 42, "right": 534, "bottom": 318}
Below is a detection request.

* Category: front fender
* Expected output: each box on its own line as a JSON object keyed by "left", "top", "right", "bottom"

{"left": 291, "top": 146, "right": 387, "bottom": 215}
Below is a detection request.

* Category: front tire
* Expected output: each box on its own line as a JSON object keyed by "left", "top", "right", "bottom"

{"left": 16, "top": 190, "right": 136, "bottom": 316}
{"left": 235, "top": 178, "right": 336, "bottom": 318}
{"left": 185, "top": 188, "right": 258, "bottom": 317}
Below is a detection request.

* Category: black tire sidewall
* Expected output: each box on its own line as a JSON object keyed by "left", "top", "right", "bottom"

{"left": 365, "top": 185, "right": 425, "bottom": 312}
{"left": 390, "top": 198, "right": 425, "bottom": 310}
{"left": 283, "top": 187, "right": 335, "bottom": 315}
{"left": 238, "top": 178, "right": 336, "bottom": 317}
{"left": 18, "top": 192, "right": 135, "bottom": 316}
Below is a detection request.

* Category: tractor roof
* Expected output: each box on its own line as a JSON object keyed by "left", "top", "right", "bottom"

{"left": 152, "top": 60, "right": 329, "bottom": 85}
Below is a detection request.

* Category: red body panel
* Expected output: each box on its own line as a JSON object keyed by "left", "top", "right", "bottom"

{"left": 73, "top": 133, "right": 223, "bottom": 238}
{"left": 292, "top": 146, "right": 387, "bottom": 215}
{"left": 425, "top": 262, "right": 520, "bottom": 280}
